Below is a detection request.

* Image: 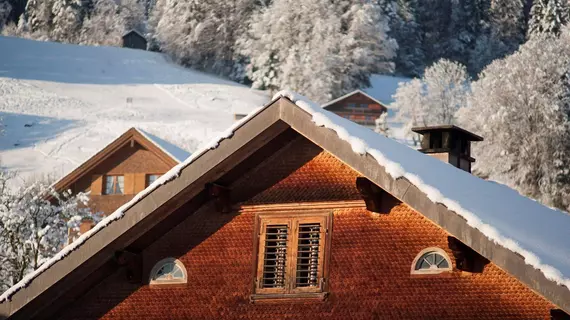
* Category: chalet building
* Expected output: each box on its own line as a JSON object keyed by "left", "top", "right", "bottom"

{"left": 2, "top": 93, "right": 570, "bottom": 319}
{"left": 51, "top": 127, "right": 189, "bottom": 232}
{"left": 322, "top": 90, "right": 388, "bottom": 128}
{"left": 122, "top": 30, "right": 147, "bottom": 50}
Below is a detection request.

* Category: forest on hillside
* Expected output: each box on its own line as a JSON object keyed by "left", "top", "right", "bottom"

{"left": 0, "top": 0, "right": 566, "bottom": 101}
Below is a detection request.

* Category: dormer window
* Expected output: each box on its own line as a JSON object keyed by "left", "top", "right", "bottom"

{"left": 149, "top": 258, "right": 187, "bottom": 285}
{"left": 252, "top": 211, "right": 331, "bottom": 301}
{"left": 103, "top": 175, "right": 124, "bottom": 195}
{"left": 411, "top": 248, "right": 452, "bottom": 275}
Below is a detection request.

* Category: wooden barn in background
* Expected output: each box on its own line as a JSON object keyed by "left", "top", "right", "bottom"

{"left": 122, "top": 30, "right": 147, "bottom": 50}
{"left": 322, "top": 90, "right": 388, "bottom": 128}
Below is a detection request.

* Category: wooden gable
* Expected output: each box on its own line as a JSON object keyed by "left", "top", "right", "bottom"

{"left": 2, "top": 97, "right": 569, "bottom": 319}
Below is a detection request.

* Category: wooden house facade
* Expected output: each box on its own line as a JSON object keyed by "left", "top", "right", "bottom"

{"left": 322, "top": 90, "right": 388, "bottom": 128}
{"left": 51, "top": 128, "right": 189, "bottom": 232}
{"left": 1, "top": 96, "right": 569, "bottom": 319}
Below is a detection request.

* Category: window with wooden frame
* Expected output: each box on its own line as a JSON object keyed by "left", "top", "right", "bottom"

{"left": 252, "top": 212, "right": 332, "bottom": 301}
{"left": 103, "top": 175, "right": 124, "bottom": 195}
{"left": 411, "top": 247, "right": 452, "bottom": 275}
{"left": 146, "top": 174, "right": 160, "bottom": 187}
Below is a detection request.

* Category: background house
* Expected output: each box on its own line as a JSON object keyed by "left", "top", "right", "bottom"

{"left": 2, "top": 95, "right": 569, "bottom": 319}
{"left": 122, "top": 30, "right": 147, "bottom": 50}
{"left": 51, "top": 127, "right": 189, "bottom": 233}
{"left": 321, "top": 90, "right": 388, "bottom": 128}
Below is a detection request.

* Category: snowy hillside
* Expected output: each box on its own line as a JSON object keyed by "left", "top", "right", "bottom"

{"left": 0, "top": 36, "right": 269, "bottom": 186}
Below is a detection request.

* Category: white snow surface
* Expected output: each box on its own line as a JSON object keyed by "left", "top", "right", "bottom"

{"left": 275, "top": 90, "right": 570, "bottom": 292}
{"left": 137, "top": 128, "right": 191, "bottom": 162}
{"left": 0, "top": 36, "right": 268, "bottom": 187}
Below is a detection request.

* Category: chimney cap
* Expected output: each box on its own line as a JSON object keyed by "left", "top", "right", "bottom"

{"left": 412, "top": 125, "right": 483, "bottom": 142}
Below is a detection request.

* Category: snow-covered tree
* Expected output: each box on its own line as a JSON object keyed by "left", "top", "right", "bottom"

{"left": 51, "top": 0, "right": 81, "bottom": 43}
{"left": 118, "top": 0, "right": 145, "bottom": 33}
{"left": 489, "top": 0, "right": 526, "bottom": 43}
{"left": 338, "top": 1, "right": 397, "bottom": 92}
{"left": 151, "top": 0, "right": 260, "bottom": 76}
{"left": 383, "top": 0, "right": 425, "bottom": 76}
{"left": 529, "top": 0, "right": 570, "bottom": 36}
{"left": 375, "top": 112, "right": 390, "bottom": 136}
{"left": 415, "top": 0, "right": 451, "bottom": 65}
{"left": 0, "top": 0, "right": 11, "bottom": 31}
{"left": 0, "top": 171, "right": 93, "bottom": 291}
{"left": 392, "top": 59, "right": 470, "bottom": 143}
{"left": 24, "top": 0, "right": 52, "bottom": 39}
{"left": 446, "top": 0, "right": 486, "bottom": 66}
{"left": 79, "top": 0, "right": 123, "bottom": 46}
{"left": 240, "top": 0, "right": 396, "bottom": 102}
{"left": 459, "top": 29, "right": 570, "bottom": 211}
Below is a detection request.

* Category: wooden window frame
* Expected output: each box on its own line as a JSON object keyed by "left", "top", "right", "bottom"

{"left": 149, "top": 258, "right": 187, "bottom": 286}
{"left": 410, "top": 247, "right": 453, "bottom": 275}
{"left": 251, "top": 210, "right": 332, "bottom": 301}
{"left": 146, "top": 173, "right": 161, "bottom": 188}
{"left": 103, "top": 175, "right": 124, "bottom": 195}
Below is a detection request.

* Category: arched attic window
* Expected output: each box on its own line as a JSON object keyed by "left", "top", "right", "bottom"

{"left": 411, "top": 248, "right": 452, "bottom": 275}
{"left": 149, "top": 258, "right": 187, "bottom": 285}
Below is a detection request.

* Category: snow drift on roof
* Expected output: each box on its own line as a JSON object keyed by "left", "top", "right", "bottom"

{"left": 137, "top": 129, "right": 191, "bottom": 162}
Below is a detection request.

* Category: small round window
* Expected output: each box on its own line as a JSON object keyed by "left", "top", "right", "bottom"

{"left": 149, "top": 258, "right": 187, "bottom": 285}
{"left": 411, "top": 248, "right": 452, "bottom": 274}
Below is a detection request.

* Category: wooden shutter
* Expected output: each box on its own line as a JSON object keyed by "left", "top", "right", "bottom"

{"left": 291, "top": 216, "right": 327, "bottom": 293}
{"left": 124, "top": 173, "right": 135, "bottom": 195}
{"left": 91, "top": 175, "right": 103, "bottom": 195}
{"left": 134, "top": 173, "right": 147, "bottom": 193}
{"left": 256, "top": 218, "right": 291, "bottom": 294}
{"left": 253, "top": 212, "right": 331, "bottom": 298}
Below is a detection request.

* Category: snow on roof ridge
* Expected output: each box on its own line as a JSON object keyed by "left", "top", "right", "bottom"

{"left": 321, "top": 89, "right": 388, "bottom": 109}
{"left": 273, "top": 89, "right": 570, "bottom": 293}
{"left": 135, "top": 128, "right": 191, "bottom": 163}
{"left": 0, "top": 104, "right": 267, "bottom": 303}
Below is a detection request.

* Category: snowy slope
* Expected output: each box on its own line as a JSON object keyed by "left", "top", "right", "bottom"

{"left": 0, "top": 36, "right": 268, "bottom": 186}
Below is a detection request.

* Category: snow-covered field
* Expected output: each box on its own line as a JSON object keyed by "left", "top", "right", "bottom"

{"left": 0, "top": 36, "right": 411, "bottom": 187}
{"left": 0, "top": 36, "right": 268, "bottom": 186}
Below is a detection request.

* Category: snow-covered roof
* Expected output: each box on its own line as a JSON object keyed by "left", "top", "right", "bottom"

{"left": 2, "top": 91, "right": 570, "bottom": 308}
{"left": 49, "top": 127, "right": 189, "bottom": 193}
{"left": 277, "top": 91, "right": 570, "bottom": 291}
{"left": 321, "top": 89, "right": 387, "bottom": 109}
{"left": 136, "top": 128, "right": 191, "bottom": 163}
{"left": 122, "top": 29, "right": 146, "bottom": 39}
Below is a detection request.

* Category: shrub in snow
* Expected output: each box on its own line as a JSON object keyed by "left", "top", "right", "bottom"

{"left": 0, "top": 169, "right": 93, "bottom": 292}
{"left": 459, "top": 29, "right": 570, "bottom": 211}
{"left": 391, "top": 59, "right": 470, "bottom": 145}
{"left": 375, "top": 112, "right": 390, "bottom": 137}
